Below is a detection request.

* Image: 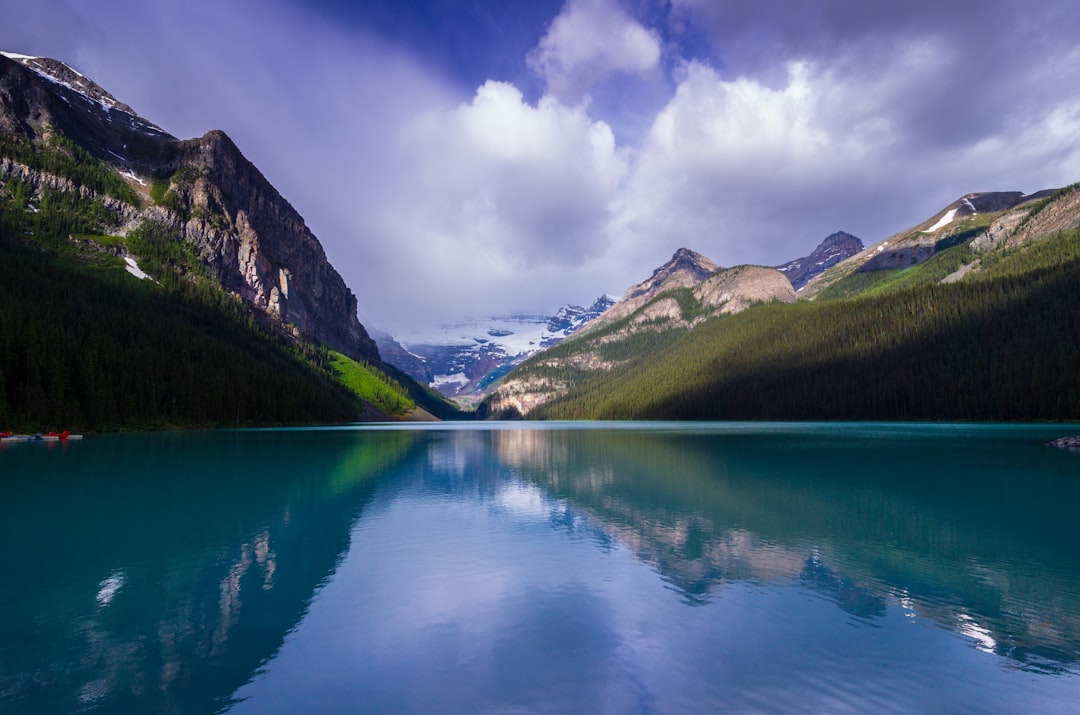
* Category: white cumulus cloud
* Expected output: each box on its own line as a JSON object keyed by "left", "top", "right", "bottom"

{"left": 372, "top": 80, "right": 630, "bottom": 324}
{"left": 528, "top": 0, "right": 662, "bottom": 102}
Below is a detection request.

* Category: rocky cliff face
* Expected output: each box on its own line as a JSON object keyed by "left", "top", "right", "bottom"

{"left": 777, "top": 231, "right": 864, "bottom": 291}
{"left": 0, "top": 52, "right": 378, "bottom": 363}
{"left": 161, "top": 131, "right": 377, "bottom": 360}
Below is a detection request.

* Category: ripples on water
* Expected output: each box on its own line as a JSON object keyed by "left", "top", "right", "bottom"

{"left": 2, "top": 423, "right": 1079, "bottom": 714}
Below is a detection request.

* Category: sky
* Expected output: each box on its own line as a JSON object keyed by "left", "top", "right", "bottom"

{"left": 3, "top": 0, "right": 1080, "bottom": 333}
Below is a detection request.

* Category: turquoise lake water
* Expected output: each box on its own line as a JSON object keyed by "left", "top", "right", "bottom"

{"left": 2, "top": 422, "right": 1080, "bottom": 713}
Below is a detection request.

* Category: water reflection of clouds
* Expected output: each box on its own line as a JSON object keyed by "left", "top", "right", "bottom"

{"left": 226, "top": 429, "right": 1080, "bottom": 714}
{"left": 488, "top": 427, "right": 1080, "bottom": 672}
{"left": 493, "top": 481, "right": 549, "bottom": 519}
{"left": 94, "top": 570, "right": 125, "bottom": 607}
{"left": 230, "top": 490, "right": 644, "bottom": 714}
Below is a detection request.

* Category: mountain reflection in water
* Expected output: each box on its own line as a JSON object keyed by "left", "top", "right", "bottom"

{"left": 3, "top": 423, "right": 1079, "bottom": 714}
{"left": 490, "top": 425, "right": 1080, "bottom": 668}
{"left": 0, "top": 429, "right": 419, "bottom": 714}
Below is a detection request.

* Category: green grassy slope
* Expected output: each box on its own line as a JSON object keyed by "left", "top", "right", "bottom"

{"left": 329, "top": 352, "right": 416, "bottom": 416}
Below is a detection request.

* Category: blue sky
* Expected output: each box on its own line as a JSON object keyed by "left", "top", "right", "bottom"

{"left": 3, "top": 0, "right": 1080, "bottom": 332}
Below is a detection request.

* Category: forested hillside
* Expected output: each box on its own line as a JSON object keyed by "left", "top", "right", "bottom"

{"left": 0, "top": 135, "right": 457, "bottom": 430}
{"left": 0, "top": 233, "right": 361, "bottom": 430}
{"left": 489, "top": 186, "right": 1080, "bottom": 422}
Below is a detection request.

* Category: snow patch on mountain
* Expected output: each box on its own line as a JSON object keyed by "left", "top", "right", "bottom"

{"left": 922, "top": 208, "right": 958, "bottom": 233}
{"left": 124, "top": 256, "right": 150, "bottom": 280}
{"left": 433, "top": 372, "right": 469, "bottom": 387}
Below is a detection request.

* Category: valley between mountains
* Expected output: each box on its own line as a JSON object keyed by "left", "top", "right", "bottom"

{"left": 2, "top": 51, "right": 1079, "bottom": 429}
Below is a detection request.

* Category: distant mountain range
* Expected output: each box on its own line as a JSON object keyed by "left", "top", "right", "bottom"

{"left": 375, "top": 295, "right": 616, "bottom": 404}
{"left": 378, "top": 238, "right": 867, "bottom": 403}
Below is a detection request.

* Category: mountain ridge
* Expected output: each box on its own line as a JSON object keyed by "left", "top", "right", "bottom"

{"left": 803, "top": 190, "right": 1061, "bottom": 299}
{"left": 482, "top": 256, "right": 796, "bottom": 418}
{"left": 586, "top": 247, "right": 720, "bottom": 331}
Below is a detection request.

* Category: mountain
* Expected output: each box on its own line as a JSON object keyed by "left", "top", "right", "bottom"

{"left": 587, "top": 248, "right": 719, "bottom": 330}
{"left": 482, "top": 253, "right": 795, "bottom": 418}
{"left": 546, "top": 295, "right": 619, "bottom": 335}
{"left": 0, "top": 51, "right": 377, "bottom": 363}
{"left": 803, "top": 191, "right": 1059, "bottom": 299}
{"left": 777, "top": 231, "right": 864, "bottom": 291}
{"left": 0, "top": 51, "right": 465, "bottom": 428}
{"left": 377, "top": 295, "right": 616, "bottom": 403}
{"left": 482, "top": 183, "right": 1080, "bottom": 421}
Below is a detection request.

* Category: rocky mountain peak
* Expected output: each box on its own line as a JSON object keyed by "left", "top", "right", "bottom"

{"left": 820, "top": 231, "right": 862, "bottom": 250}
{"left": 587, "top": 248, "right": 720, "bottom": 331}
{"left": 0, "top": 52, "right": 175, "bottom": 165}
{"left": 627, "top": 247, "right": 719, "bottom": 299}
{"left": 648, "top": 247, "right": 720, "bottom": 286}
{"left": 777, "top": 231, "right": 864, "bottom": 291}
{"left": 546, "top": 294, "right": 617, "bottom": 334}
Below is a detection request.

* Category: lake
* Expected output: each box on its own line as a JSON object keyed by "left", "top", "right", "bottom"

{"left": 2, "top": 422, "right": 1080, "bottom": 714}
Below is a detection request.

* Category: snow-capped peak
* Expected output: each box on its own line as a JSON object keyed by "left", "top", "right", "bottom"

{"left": 382, "top": 294, "right": 617, "bottom": 399}
{"left": 1, "top": 51, "right": 171, "bottom": 138}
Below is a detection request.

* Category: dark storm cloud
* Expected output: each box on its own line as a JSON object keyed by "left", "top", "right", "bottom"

{"left": 671, "top": 0, "right": 1080, "bottom": 149}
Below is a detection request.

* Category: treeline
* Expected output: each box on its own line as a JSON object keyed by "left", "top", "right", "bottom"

{"left": 0, "top": 237, "right": 362, "bottom": 430}
{"left": 0, "top": 134, "right": 140, "bottom": 205}
{"left": 527, "top": 228, "right": 1080, "bottom": 421}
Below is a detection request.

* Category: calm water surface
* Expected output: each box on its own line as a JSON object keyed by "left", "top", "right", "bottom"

{"left": 2, "top": 422, "right": 1080, "bottom": 713}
